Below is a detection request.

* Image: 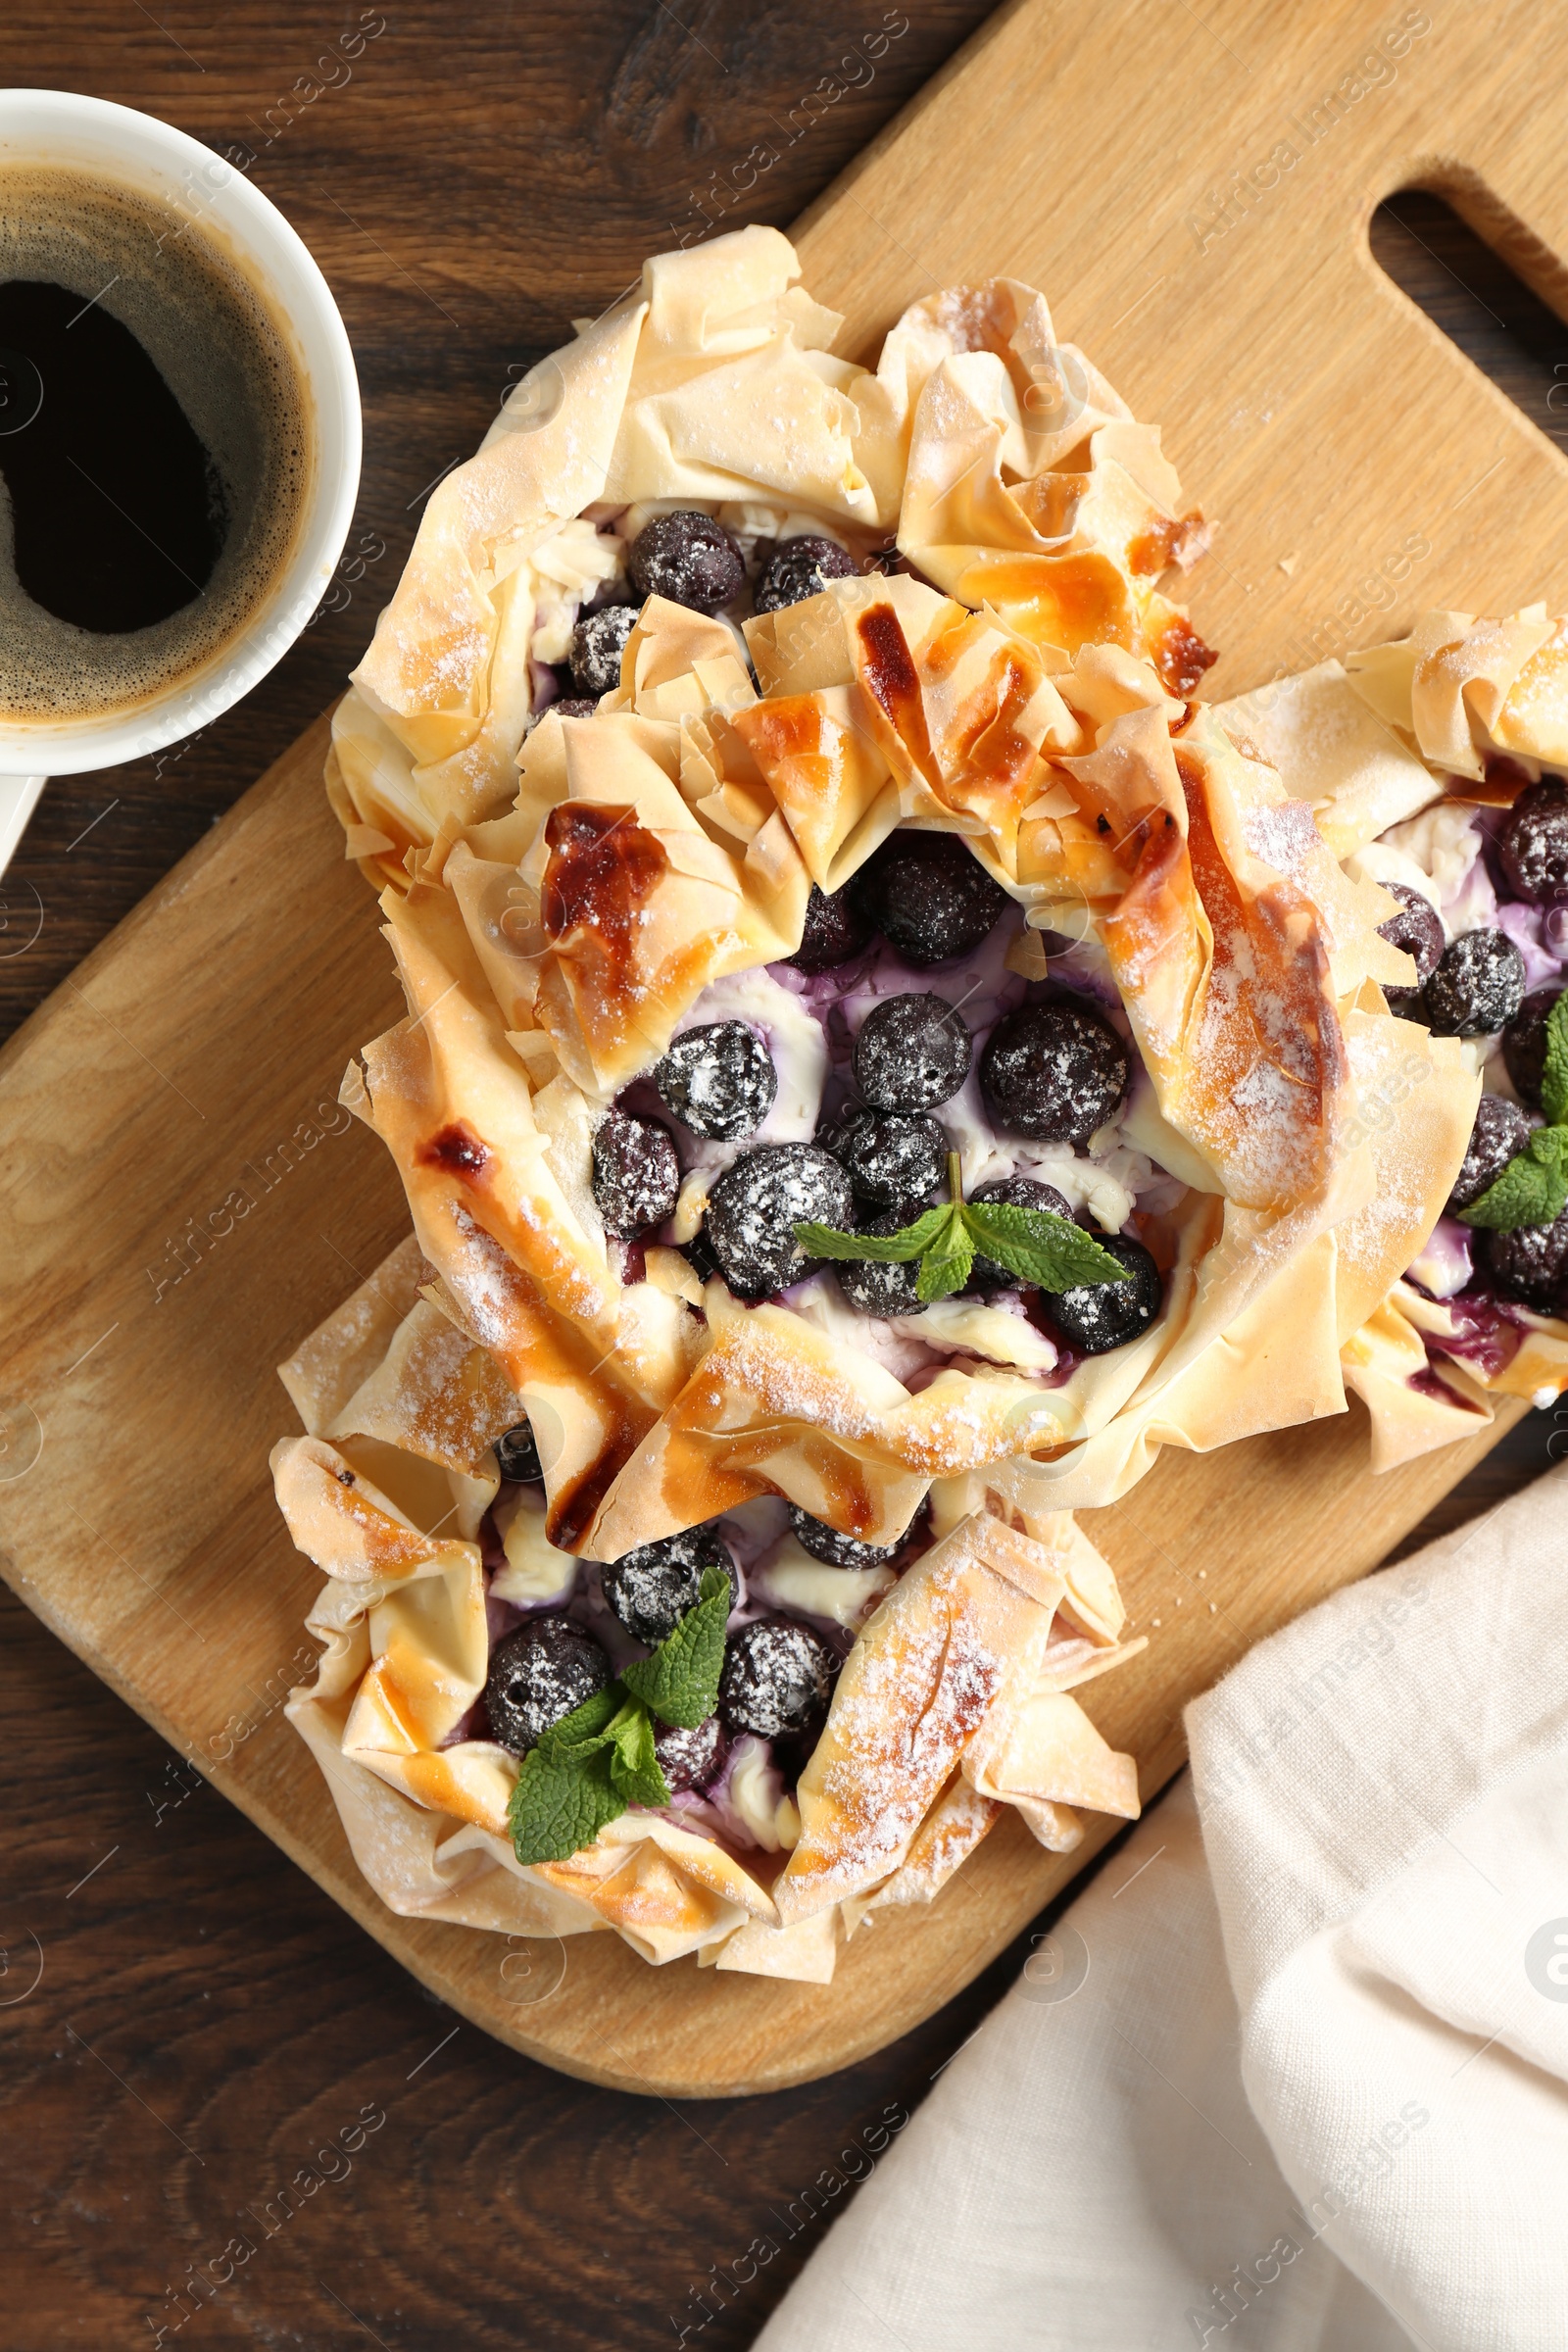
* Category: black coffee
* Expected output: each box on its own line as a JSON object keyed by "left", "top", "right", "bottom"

{"left": 0, "top": 278, "right": 227, "bottom": 632}
{"left": 0, "top": 167, "right": 314, "bottom": 720}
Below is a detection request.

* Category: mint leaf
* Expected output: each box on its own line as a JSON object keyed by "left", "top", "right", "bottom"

{"left": 605, "top": 1697, "right": 670, "bottom": 1810}
{"left": 533, "top": 1682, "right": 621, "bottom": 1760}
{"left": 961, "top": 1202, "right": 1127, "bottom": 1291}
{"left": 621, "top": 1564, "right": 731, "bottom": 1728}
{"left": 1459, "top": 1127, "right": 1568, "bottom": 1231}
{"left": 1541, "top": 991, "right": 1568, "bottom": 1130}
{"left": 794, "top": 1158, "right": 1129, "bottom": 1306}
{"left": 915, "top": 1205, "right": 974, "bottom": 1302}
{"left": 793, "top": 1206, "right": 950, "bottom": 1263}
{"left": 508, "top": 1740, "right": 625, "bottom": 1866}
{"left": 505, "top": 1682, "right": 679, "bottom": 1864}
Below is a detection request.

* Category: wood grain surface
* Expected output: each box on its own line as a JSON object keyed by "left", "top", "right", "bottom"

{"left": 2, "top": 4, "right": 1566, "bottom": 2345}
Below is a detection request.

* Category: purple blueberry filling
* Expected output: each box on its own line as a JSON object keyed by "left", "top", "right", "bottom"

{"left": 465, "top": 1500, "right": 926, "bottom": 1849}
{"left": 601, "top": 1528, "right": 741, "bottom": 1646}
{"left": 705, "top": 1143, "right": 853, "bottom": 1299}
{"left": 981, "top": 999, "right": 1129, "bottom": 1145}
{"left": 627, "top": 510, "right": 747, "bottom": 613}
{"left": 851, "top": 829, "right": 1010, "bottom": 966}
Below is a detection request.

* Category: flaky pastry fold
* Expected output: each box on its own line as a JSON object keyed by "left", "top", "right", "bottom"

{"left": 327, "top": 224, "right": 921, "bottom": 873}
{"left": 325, "top": 233, "right": 1219, "bottom": 884}
{"left": 319, "top": 230, "right": 1476, "bottom": 1540}
{"left": 1217, "top": 612, "right": 1568, "bottom": 1463}
{"left": 272, "top": 1245, "right": 1145, "bottom": 1982}
{"left": 888, "top": 275, "right": 1214, "bottom": 695}
{"left": 337, "top": 593, "right": 1453, "bottom": 1548}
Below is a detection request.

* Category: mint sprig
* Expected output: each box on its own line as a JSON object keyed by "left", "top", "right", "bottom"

{"left": 508, "top": 1732, "right": 625, "bottom": 1864}
{"left": 796, "top": 1153, "right": 1127, "bottom": 1304}
{"left": 1460, "top": 1123, "right": 1568, "bottom": 1231}
{"left": 621, "top": 1566, "right": 732, "bottom": 1726}
{"left": 1460, "top": 994, "right": 1568, "bottom": 1233}
{"left": 506, "top": 1574, "right": 730, "bottom": 1867}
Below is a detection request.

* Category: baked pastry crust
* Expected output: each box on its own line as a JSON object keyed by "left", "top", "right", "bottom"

{"left": 337, "top": 582, "right": 1460, "bottom": 1548}
{"left": 326, "top": 234, "right": 1215, "bottom": 880}
{"left": 1217, "top": 610, "right": 1568, "bottom": 1464}
{"left": 274, "top": 229, "right": 1523, "bottom": 1982}
{"left": 273, "top": 1240, "right": 1144, "bottom": 1981}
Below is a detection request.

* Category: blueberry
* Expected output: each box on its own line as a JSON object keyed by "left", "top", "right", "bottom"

{"left": 1498, "top": 778, "right": 1568, "bottom": 906}
{"left": 1378, "top": 881, "right": 1445, "bottom": 1017}
{"left": 681, "top": 1225, "right": 721, "bottom": 1286}
{"left": 836, "top": 1204, "right": 925, "bottom": 1318}
{"left": 854, "top": 992, "right": 971, "bottom": 1111}
{"left": 568, "top": 603, "right": 637, "bottom": 698}
{"left": 1044, "top": 1232, "right": 1161, "bottom": 1353}
{"left": 705, "top": 1143, "right": 854, "bottom": 1299}
{"left": 1377, "top": 881, "right": 1445, "bottom": 976}
{"left": 967, "top": 1175, "right": 1074, "bottom": 1293}
{"left": 495, "top": 1420, "right": 543, "bottom": 1483}
{"left": 485, "top": 1616, "right": 612, "bottom": 1756}
{"left": 1448, "top": 1094, "right": 1531, "bottom": 1214}
{"left": 753, "top": 533, "right": 858, "bottom": 613}
{"left": 654, "top": 1714, "right": 728, "bottom": 1795}
{"left": 718, "top": 1615, "right": 838, "bottom": 1740}
{"left": 600, "top": 1526, "right": 740, "bottom": 1646}
{"left": 787, "top": 881, "right": 874, "bottom": 974}
{"left": 654, "top": 1021, "right": 777, "bottom": 1141}
{"left": 788, "top": 1503, "right": 904, "bottom": 1570}
{"left": 1484, "top": 1209, "right": 1568, "bottom": 1311}
{"left": 1422, "top": 929, "right": 1527, "bottom": 1037}
{"left": 851, "top": 830, "right": 1010, "bottom": 965}
{"left": 831, "top": 1108, "right": 947, "bottom": 1205}
{"left": 552, "top": 698, "right": 599, "bottom": 718}
{"left": 592, "top": 1108, "right": 680, "bottom": 1239}
{"left": 627, "top": 510, "right": 746, "bottom": 613}
{"left": 981, "top": 999, "right": 1130, "bottom": 1145}
{"left": 1502, "top": 985, "right": 1564, "bottom": 1109}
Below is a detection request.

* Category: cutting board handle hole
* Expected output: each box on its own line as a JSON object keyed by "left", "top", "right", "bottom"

{"left": 1372, "top": 185, "right": 1568, "bottom": 453}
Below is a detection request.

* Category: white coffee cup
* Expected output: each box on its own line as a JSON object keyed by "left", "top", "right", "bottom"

{"left": 0, "top": 88, "right": 362, "bottom": 873}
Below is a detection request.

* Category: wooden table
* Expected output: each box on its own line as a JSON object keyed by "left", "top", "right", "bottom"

{"left": 0, "top": 9, "right": 1559, "bottom": 2344}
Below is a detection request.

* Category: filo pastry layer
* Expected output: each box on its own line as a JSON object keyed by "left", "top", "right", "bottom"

{"left": 326, "top": 229, "right": 1216, "bottom": 889}
{"left": 1217, "top": 609, "right": 1568, "bottom": 1470}
{"left": 337, "top": 576, "right": 1467, "bottom": 1554}
{"left": 271, "top": 1239, "right": 1144, "bottom": 1983}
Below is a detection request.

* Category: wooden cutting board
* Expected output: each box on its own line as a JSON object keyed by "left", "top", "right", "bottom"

{"left": 0, "top": 0, "right": 1555, "bottom": 2097}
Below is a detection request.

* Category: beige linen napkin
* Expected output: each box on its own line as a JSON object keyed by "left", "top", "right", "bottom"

{"left": 754, "top": 1460, "right": 1568, "bottom": 2352}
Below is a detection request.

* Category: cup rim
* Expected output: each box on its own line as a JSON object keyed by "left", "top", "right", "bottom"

{"left": 0, "top": 86, "right": 362, "bottom": 775}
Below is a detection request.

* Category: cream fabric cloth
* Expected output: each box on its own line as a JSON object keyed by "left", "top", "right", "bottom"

{"left": 755, "top": 1460, "right": 1568, "bottom": 2352}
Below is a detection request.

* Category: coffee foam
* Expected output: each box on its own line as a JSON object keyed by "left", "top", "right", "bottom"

{"left": 0, "top": 168, "right": 315, "bottom": 720}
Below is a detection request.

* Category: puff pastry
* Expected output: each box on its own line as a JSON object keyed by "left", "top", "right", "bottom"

{"left": 272, "top": 1239, "right": 1144, "bottom": 1980}
{"left": 1217, "top": 610, "right": 1568, "bottom": 1467}
{"left": 321, "top": 227, "right": 1435, "bottom": 1543}
{"left": 326, "top": 229, "right": 1215, "bottom": 884}
{"left": 333, "top": 585, "right": 1445, "bottom": 1550}
{"left": 274, "top": 227, "right": 1502, "bottom": 1979}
